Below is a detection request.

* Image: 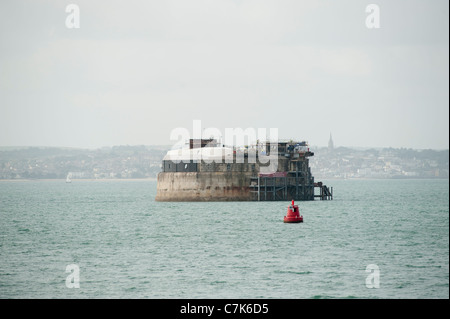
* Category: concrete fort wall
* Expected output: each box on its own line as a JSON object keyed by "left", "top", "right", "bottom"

{"left": 155, "top": 171, "right": 253, "bottom": 201}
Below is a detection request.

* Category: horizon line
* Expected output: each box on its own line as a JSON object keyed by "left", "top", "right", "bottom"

{"left": 0, "top": 144, "right": 449, "bottom": 152}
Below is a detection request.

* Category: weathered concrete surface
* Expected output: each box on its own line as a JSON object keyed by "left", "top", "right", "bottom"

{"left": 155, "top": 172, "right": 253, "bottom": 201}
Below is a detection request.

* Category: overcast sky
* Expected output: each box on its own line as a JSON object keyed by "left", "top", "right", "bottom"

{"left": 0, "top": 0, "right": 448, "bottom": 149}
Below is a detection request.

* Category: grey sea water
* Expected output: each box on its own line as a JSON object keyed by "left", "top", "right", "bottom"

{"left": 0, "top": 179, "right": 448, "bottom": 299}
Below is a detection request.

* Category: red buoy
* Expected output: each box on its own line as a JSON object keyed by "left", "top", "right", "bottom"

{"left": 284, "top": 200, "right": 303, "bottom": 223}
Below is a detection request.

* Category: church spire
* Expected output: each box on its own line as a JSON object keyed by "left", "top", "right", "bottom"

{"left": 328, "top": 133, "right": 334, "bottom": 151}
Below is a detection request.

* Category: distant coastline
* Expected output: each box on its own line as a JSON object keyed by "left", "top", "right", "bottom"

{"left": 1, "top": 145, "right": 448, "bottom": 180}
{"left": 1, "top": 177, "right": 447, "bottom": 183}
{"left": 0, "top": 178, "right": 157, "bottom": 182}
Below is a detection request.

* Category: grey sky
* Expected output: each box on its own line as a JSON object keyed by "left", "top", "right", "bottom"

{"left": 0, "top": 0, "right": 448, "bottom": 149}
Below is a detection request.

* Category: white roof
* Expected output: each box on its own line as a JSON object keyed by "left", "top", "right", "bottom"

{"left": 163, "top": 146, "right": 235, "bottom": 161}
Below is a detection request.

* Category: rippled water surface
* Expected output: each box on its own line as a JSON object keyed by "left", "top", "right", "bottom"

{"left": 0, "top": 179, "right": 448, "bottom": 298}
